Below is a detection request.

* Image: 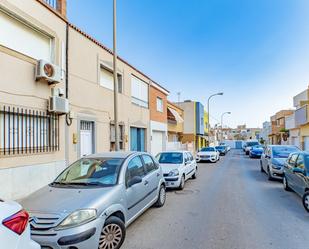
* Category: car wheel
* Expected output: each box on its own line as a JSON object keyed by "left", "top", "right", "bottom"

{"left": 267, "top": 167, "right": 273, "bottom": 181}
{"left": 260, "top": 161, "right": 264, "bottom": 173}
{"left": 154, "top": 184, "right": 166, "bottom": 207}
{"left": 179, "top": 175, "right": 185, "bottom": 190}
{"left": 192, "top": 167, "right": 197, "bottom": 179}
{"left": 283, "top": 176, "right": 291, "bottom": 191}
{"left": 302, "top": 192, "right": 309, "bottom": 212}
{"left": 99, "top": 216, "right": 125, "bottom": 249}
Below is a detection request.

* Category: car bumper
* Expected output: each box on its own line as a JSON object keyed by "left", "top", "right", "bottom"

{"left": 270, "top": 168, "right": 284, "bottom": 179}
{"left": 164, "top": 177, "right": 181, "bottom": 188}
{"left": 31, "top": 216, "right": 105, "bottom": 249}
{"left": 196, "top": 156, "right": 217, "bottom": 162}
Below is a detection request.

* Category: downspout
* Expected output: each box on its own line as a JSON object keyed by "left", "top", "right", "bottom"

{"left": 65, "top": 23, "right": 71, "bottom": 167}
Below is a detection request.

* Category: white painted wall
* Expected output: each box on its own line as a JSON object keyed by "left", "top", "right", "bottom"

{"left": 0, "top": 160, "right": 66, "bottom": 200}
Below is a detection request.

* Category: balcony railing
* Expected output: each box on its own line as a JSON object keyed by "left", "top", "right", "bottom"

{"left": 43, "top": 0, "right": 58, "bottom": 10}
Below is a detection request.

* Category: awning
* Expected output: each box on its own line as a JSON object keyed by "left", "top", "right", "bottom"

{"left": 168, "top": 107, "right": 184, "bottom": 123}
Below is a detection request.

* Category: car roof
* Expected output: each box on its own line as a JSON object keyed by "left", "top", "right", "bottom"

{"left": 267, "top": 145, "right": 298, "bottom": 148}
{"left": 85, "top": 151, "right": 137, "bottom": 159}
{"left": 159, "top": 151, "right": 189, "bottom": 153}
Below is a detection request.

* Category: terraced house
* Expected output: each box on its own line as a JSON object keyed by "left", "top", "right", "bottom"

{"left": 0, "top": 0, "right": 169, "bottom": 200}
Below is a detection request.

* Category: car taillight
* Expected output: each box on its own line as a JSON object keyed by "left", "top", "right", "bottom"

{"left": 2, "top": 210, "right": 29, "bottom": 235}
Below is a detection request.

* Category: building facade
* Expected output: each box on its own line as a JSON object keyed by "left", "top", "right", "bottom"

{"left": 269, "top": 110, "right": 293, "bottom": 145}
{"left": 0, "top": 0, "right": 67, "bottom": 199}
{"left": 149, "top": 83, "right": 169, "bottom": 156}
{"left": 178, "top": 101, "right": 205, "bottom": 152}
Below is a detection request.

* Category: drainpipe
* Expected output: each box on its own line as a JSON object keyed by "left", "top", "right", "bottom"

{"left": 65, "top": 23, "right": 70, "bottom": 166}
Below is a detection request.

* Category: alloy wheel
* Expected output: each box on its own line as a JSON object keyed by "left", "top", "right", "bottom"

{"left": 159, "top": 186, "right": 166, "bottom": 205}
{"left": 304, "top": 195, "right": 309, "bottom": 209}
{"left": 99, "top": 224, "right": 123, "bottom": 249}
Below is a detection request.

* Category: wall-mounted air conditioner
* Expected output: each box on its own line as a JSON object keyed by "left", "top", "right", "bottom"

{"left": 49, "top": 96, "right": 69, "bottom": 114}
{"left": 36, "top": 59, "right": 61, "bottom": 84}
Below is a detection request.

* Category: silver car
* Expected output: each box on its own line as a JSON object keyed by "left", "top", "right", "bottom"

{"left": 260, "top": 145, "right": 300, "bottom": 180}
{"left": 20, "top": 152, "right": 166, "bottom": 249}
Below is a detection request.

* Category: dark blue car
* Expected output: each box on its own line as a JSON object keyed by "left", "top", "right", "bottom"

{"left": 215, "top": 146, "right": 227, "bottom": 156}
{"left": 249, "top": 145, "right": 264, "bottom": 158}
{"left": 283, "top": 151, "right": 309, "bottom": 212}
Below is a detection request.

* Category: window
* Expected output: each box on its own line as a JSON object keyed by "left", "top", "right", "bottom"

{"left": 126, "top": 156, "right": 146, "bottom": 185}
{"left": 289, "top": 154, "right": 298, "bottom": 166}
{"left": 0, "top": 10, "right": 52, "bottom": 61}
{"left": 142, "top": 155, "right": 158, "bottom": 173}
{"left": 156, "top": 97, "right": 163, "bottom": 112}
{"left": 99, "top": 66, "right": 123, "bottom": 93}
{"left": 0, "top": 106, "right": 59, "bottom": 156}
{"left": 296, "top": 155, "right": 305, "bottom": 169}
{"left": 131, "top": 75, "right": 148, "bottom": 108}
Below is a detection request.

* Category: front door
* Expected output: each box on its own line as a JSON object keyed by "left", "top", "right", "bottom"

{"left": 130, "top": 127, "right": 145, "bottom": 152}
{"left": 80, "top": 121, "right": 94, "bottom": 157}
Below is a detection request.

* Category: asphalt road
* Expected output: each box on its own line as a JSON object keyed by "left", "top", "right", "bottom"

{"left": 122, "top": 149, "right": 309, "bottom": 249}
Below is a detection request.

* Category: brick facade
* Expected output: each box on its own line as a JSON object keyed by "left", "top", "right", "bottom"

{"left": 149, "top": 85, "right": 168, "bottom": 123}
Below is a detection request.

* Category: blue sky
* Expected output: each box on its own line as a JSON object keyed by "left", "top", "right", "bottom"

{"left": 67, "top": 0, "right": 309, "bottom": 128}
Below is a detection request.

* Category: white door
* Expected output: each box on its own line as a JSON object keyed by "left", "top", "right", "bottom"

{"left": 152, "top": 131, "right": 164, "bottom": 156}
{"left": 80, "top": 121, "right": 93, "bottom": 157}
{"left": 304, "top": 137, "right": 309, "bottom": 151}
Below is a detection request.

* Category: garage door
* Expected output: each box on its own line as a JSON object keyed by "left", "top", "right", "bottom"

{"left": 152, "top": 131, "right": 164, "bottom": 156}
{"left": 304, "top": 137, "right": 309, "bottom": 151}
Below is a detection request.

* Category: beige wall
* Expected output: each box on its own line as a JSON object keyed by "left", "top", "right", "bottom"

{"left": 178, "top": 101, "right": 195, "bottom": 134}
{"left": 0, "top": 0, "right": 67, "bottom": 199}
{"left": 67, "top": 27, "right": 150, "bottom": 163}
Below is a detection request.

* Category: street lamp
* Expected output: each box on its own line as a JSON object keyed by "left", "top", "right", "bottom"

{"left": 207, "top": 92, "right": 223, "bottom": 145}
{"left": 113, "top": 0, "right": 119, "bottom": 151}
{"left": 221, "top": 112, "right": 231, "bottom": 142}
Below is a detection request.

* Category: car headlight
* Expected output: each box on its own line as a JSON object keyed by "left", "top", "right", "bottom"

{"left": 271, "top": 162, "right": 282, "bottom": 170}
{"left": 168, "top": 169, "right": 179, "bottom": 177}
{"left": 56, "top": 209, "right": 97, "bottom": 230}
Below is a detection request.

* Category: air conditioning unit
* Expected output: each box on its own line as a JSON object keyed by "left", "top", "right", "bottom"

{"left": 36, "top": 59, "right": 61, "bottom": 84}
{"left": 49, "top": 96, "right": 69, "bottom": 114}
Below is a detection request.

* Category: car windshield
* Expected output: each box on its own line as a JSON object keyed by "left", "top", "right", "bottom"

{"left": 272, "top": 147, "right": 299, "bottom": 158}
{"left": 215, "top": 146, "right": 225, "bottom": 150}
{"left": 157, "top": 152, "right": 183, "bottom": 164}
{"left": 247, "top": 142, "right": 259, "bottom": 147}
{"left": 201, "top": 147, "right": 215, "bottom": 152}
{"left": 53, "top": 158, "right": 124, "bottom": 187}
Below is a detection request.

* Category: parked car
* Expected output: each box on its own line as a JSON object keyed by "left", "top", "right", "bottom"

{"left": 249, "top": 145, "right": 264, "bottom": 158}
{"left": 219, "top": 143, "right": 230, "bottom": 151}
{"left": 215, "top": 146, "right": 227, "bottom": 156}
{"left": 244, "top": 140, "right": 260, "bottom": 155}
{"left": 260, "top": 145, "right": 300, "bottom": 180}
{"left": 283, "top": 151, "right": 309, "bottom": 212}
{"left": 196, "top": 147, "right": 220, "bottom": 163}
{"left": 156, "top": 151, "right": 197, "bottom": 190}
{"left": 0, "top": 199, "right": 40, "bottom": 249}
{"left": 21, "top": 152, "right": 166, "bottom": 249}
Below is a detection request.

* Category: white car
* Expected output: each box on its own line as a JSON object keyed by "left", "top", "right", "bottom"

{"left": 156, "top": 151, "right": 197, "bottom": 189}
{"left": 0, "top": 199, "right": 40, "bottom": 249}
{"left": 196, "top": 147, "right": 220, "bottom": 163}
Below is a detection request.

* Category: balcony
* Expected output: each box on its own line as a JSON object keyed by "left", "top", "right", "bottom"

{"left": 295, "top": 104, "right": 309, "bottom": 127}
{"left": 42, "top": 0, "right": 66, "bottom": 17}
{"left": 285, "top": 113, "right": 297, "bottom": 130}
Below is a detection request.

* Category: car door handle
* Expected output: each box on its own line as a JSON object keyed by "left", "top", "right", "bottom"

{"left": 156, "top": 173, "right": 160, "bottom": 177}
{"left": 144, "top": 180, "right": 149, "bottom": 186}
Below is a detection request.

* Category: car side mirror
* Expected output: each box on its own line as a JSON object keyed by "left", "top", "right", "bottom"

{"left": 293, "top": 167, "right": 305, "bottom": 174}
{"left": 127, "top": 176, "right": 143, "bottom": 188}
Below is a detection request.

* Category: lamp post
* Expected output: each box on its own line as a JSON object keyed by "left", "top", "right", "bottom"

{"left": 113, "top": 0, "right": 119, "bottom": 151}
{"left": 207, "top": 92, "right": 223, "bottom": 146}
{"left": 221, "top": 112, "right": 231, "bottom": 142}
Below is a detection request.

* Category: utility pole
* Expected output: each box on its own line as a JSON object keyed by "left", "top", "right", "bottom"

{"left": 113, "top": 0, "right": 119, "bottom": 151}
{"left": 207, "top": 92, "right": 223, "bottom": 146}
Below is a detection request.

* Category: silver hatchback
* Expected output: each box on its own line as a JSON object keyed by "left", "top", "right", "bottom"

{"left": 20, "top": 152, "right": 166, "bottom": 249}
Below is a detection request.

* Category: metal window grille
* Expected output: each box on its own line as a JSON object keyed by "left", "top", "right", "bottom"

{"left": 43, "top": 0, "right": 58, "bottom": 10}
{"left": 0, "top": 106, "right": 59, "bottom": 156}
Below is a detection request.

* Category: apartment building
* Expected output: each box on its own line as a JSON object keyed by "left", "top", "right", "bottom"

{"left": 269, "top": 110, "right": 293, "bottom": 145}
{"left": 0, "top": 0, "right": 67, "bottom": 199}
{"left": 178, "top": 100, "right": 205, "bottom": 151}
{"left": 0, "top": 0, "right": 169, "bottom": 200}
{"left": 260, "top": 121, "right": 271, "bottom": 144}
{"left": 166, "top": 101, "right": 184, "bottom": 150}
{"left": 149, "top": 83, "right": 169, "bottom": 156}
{"left": 293, "top": 87, "right": 309, "bottom": 150}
